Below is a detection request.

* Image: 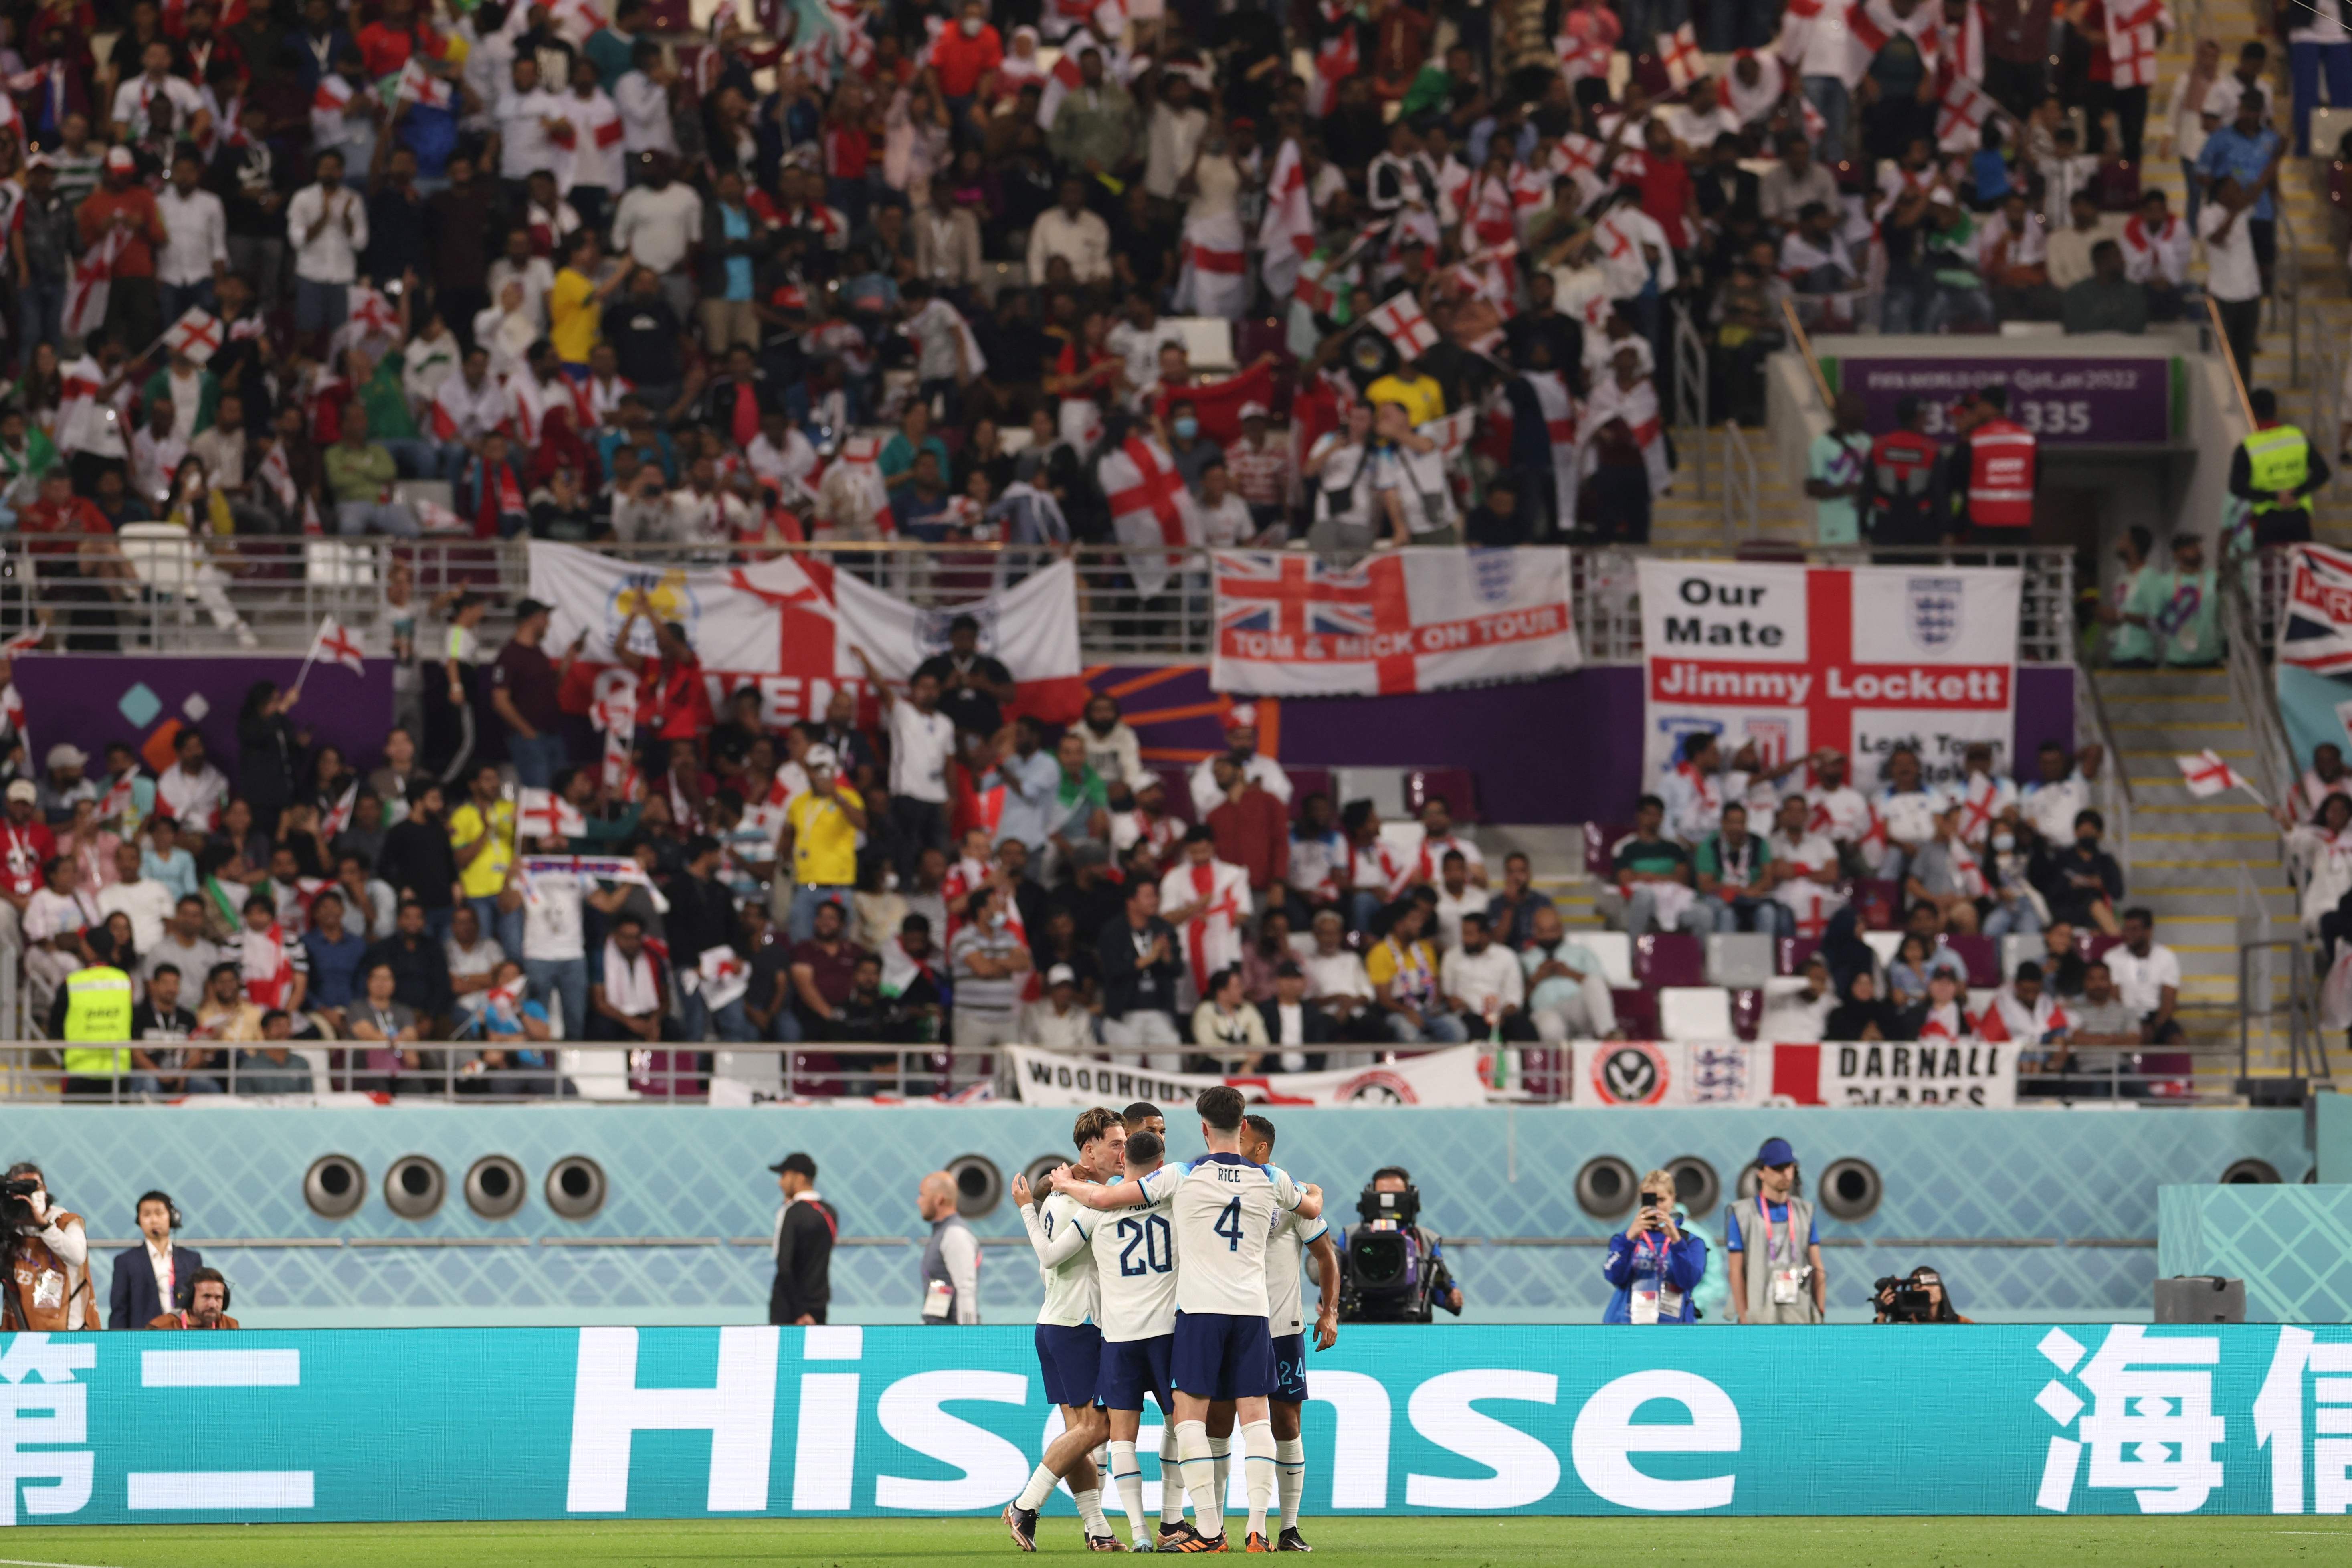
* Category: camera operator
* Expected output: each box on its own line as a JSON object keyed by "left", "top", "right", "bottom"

{"left": 1338, "top": 1167, "right": 1462, "bottom": 1322}
{"left": 1872, "top": 1265, "right": 1970, "bottom": 1324}
{"left": 1, "top": 1162, "right": 93, "bottom": 1330}
{"left": 1602, "top": 1169, "right": 1706, "bottom": 1324}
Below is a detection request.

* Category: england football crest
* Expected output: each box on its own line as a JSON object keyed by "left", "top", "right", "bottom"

{"left": 915, "top": 603, "right": 1000, "bottom": 657}
{"left": 1906, "top": 575, "right": 1964, "bottom": 651}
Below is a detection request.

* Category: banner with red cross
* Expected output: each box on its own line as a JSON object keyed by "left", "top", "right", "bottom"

{"left": 165, "top": 307, "right": 224, "bottom": 364}
{"left": 1211, "top": 547, "right": 1582, "bottom": 697}
{"left": 1636, "top": 558, "right": 2021, "bottom": 793}
{"left": 1367, "top": 293, "right": 1439, "bottom": 360}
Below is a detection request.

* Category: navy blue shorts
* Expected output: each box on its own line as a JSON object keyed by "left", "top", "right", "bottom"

{"left": 1097, "top": 1333, "right": 1174, "bottom": 1415}
{"left": 1270, "top": 1332, "right": 1309, "bottom": 1404}
{"left": 1172, "top": 1310, "right": 1275, "bottom": 1401}
{"left": 1035, "top": 1322, "right": 1105, "bottom": 1409}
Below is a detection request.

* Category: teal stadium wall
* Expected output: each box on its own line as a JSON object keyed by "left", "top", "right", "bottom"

{"left": 14, "top": 1106, "right": 2310, "bottom": 1327}
{"left": 2158, "top": 1185, "right": 2352, "bottom": 1322}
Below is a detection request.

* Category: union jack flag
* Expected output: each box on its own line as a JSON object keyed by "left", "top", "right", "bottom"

{"left": 1215, "top": 553, "right": 1392, "bottom": 646}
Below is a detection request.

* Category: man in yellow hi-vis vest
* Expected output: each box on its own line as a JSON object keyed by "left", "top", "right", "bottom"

{"left": 2230, "top": 388, "right": 2333, "bottom": 546}
{"left": 51, "top": 952, "right": 133, "bottom": 1100}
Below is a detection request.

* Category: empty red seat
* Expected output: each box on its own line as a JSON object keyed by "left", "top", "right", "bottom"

{"left": 1634, "top": 933, "right": 1705, "bottom": 988}
{"left": 1585, "top": 822, "right": 1632, "bottom": 878}
{"left": 1731, "top": 988, "right": 1763, "bottom": 1041}
{"left": 1405, "top": 768, "right": 1478, "bottom": 822}
{"left": 1285, "top": 767, "right": 1335, "bottom": 818}
{"left": 2084, "top": 933, "right": 2124, "bottom": 963}
{"left": 1940, "top": 934, "right": 1997, "bottom": 985}
{"left": 1778, "top": 936, "right": 1821, "bottom": 976}
{"left": 1610, "top": 987, "right": 1659, "bottom": 1040}
{"left": 1851, "top": 880, "right": 1901, "bottom": 928}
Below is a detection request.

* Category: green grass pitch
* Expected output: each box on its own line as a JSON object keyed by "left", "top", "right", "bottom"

{"left": 0, "top": 1517, "right": 2346, "bottom": 1566}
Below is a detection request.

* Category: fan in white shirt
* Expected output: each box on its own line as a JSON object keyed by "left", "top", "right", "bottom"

{"left": 2119, "top": 194, "right": 2192, "bottom": 287}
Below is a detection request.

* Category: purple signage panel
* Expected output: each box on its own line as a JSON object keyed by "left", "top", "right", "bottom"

{"left": 1837, "top": 356, "right": 2172, "bottom": 444}
{"left": 12, "top": 654, "right": 395, "bottom": 779}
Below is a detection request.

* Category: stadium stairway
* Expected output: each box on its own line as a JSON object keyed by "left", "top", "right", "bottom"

{"left": 2089, "top": 662, "right": 2301, "bottom": 1083}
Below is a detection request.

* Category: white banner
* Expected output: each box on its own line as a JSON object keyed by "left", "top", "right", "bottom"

{"left": 526, "top": 544, "right": 1085, "bottom": 725}
{"left": 1571, "top": 1040, "right": 2018, "bottom": 1107}
{"left": 1636, "top": 559, "right": 2020, "bottom": 789}
{"left": 1004, "top": 1044, "right": 1491, "bottom": 1108}
{"left": 1210, "top": 548, "right": 1580, "bottom": 697}
{"left": 831, "top": 560, "right": 1085, "bottom": 720}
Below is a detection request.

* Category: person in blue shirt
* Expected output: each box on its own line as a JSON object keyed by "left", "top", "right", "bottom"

{"left": 2195, "top": 87, "right": 2285, "bottom": 290}
{"left": 1602, "top": 1170, "right": 1707, "bottom": 1324}
{"left": 1724, "top": 1136, "right": 1826, "bottom": 1323}
{"left": 298, "top": 889, "right": 370, "bottom": 1036}
{"left": 141, "top": 815, "right": 197, "bottom": 901}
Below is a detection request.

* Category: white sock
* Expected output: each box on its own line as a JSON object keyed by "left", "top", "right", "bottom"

{"left": 1073, "top": 1485, "right": 1109, "bottom": 1539}
{"left": 1159, "top": 1427, "right": 1187, "bottom": 1525}
{"left": 1176, "top": 1420, "right": 1222, "bottom": 1540}
{"left": 1109, "top": 1440, "right": 1146, "bottom": 1540}
{"left": 1276, "top": 1436, "right": 1306, "bottom": 1530}
{"left": 1242, "top": 1419, "right": 1276, "bottom": 1540}
{"left": 1014, "top": 1460, "right": 1058, "bottom": 1512}
{"left": 1209, "top": 1433, "right": 1231, "bottom": 1524}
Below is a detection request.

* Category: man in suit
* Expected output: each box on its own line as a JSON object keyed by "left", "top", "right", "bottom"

{"left": 1254, "top": 960, "right": 1331, "bottom": 1073}
{"left": 111, "top": 1190, "right": 200, "bottom": 1330}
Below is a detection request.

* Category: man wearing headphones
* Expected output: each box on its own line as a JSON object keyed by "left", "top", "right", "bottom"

{"left": 111, "top": 1190, "right": 202, "bottom": 1329}
{"left": 149, "top": 1268, "right": 237, "bottom": 1330}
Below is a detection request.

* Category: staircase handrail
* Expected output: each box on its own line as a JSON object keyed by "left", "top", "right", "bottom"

{"left": 2073, "top": 659, "right": 2135, "bottom": 876}
{"left": 1720, "top": 419, "right": 1759, "bottom": 543}
{"left": 2218, "top": 563, "right": 2299, "bottom": 809}
{"left": 1671, "top": 300, "right": 1711, "bottom": 501}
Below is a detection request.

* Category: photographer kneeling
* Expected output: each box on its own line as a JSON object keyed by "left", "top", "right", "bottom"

{"left": 1602, "top": 1169, "right": 1706, "bottom": 1324}
{"left": 1872, "top": 1265, "right": 1970, "bottom": 1324}
{"left": 1337, "top": 1168, "right": 1462, "bottom": 1323}
{"left": 2, "top": 1162, "right": 93, "bottom": 1330}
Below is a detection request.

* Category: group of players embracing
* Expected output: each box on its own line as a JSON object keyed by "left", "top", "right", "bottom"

{"left": 1006, "top": 1088, "right": 1341, "bottom": 1554}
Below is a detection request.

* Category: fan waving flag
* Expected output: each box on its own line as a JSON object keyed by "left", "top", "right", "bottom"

{"left": 166, "top": 308, "right": 224, "bottom": 363}
{"left": 63, "top": 228, "right": 126, "bottom": 342}
{"left": 304, "top": 615, "right": 366, "bottom": 678}
{"left": 1100, "top": 435, "right": 1204, "bottom": 600}
{"left": 1368, "top": 293, "right": 1438, "bottom": 359}
{"left": 1937, "top": 75, "right": 1999, "bottom": 152}
{"left": 1256, "top": 137, "right": 1316, "bottom": 307}
{"left": 1656, "top": 22, "right": 1702, "bottom": 88}
{"left": 2176, "top": 749, "right": 2261, "bottom": 802}
{"left": 1035, "top": 51, "right": 1084, "bottom": 129}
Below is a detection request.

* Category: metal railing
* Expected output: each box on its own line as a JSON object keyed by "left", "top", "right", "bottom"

{"left": 2073, "top": 658, "right": 2136, "bottom": 875}
{"left": 2218, "top": 560, "right": 2300, "bottom": 804}
{"left": 2237, "top": 936, "right": 2329, "bottom": 1092}
{"left": 2277, "top": 203, "right": 2305, "bottom": 388}
{"left": 1670, "top": 301, "right": 1710, "bottom": 501}
{"left": 1720, "top": 420, "right": 1759, "bottom": 542}
{"left": 6, "top": 535, "right": 2086, "bottom": 669}
{"left": 0, "top": 1035, "right": 2261, "bottom": 1105}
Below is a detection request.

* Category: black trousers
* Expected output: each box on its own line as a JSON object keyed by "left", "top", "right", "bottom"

{"left": 769, "top": 1278, "right": 826, "bottom": 1325}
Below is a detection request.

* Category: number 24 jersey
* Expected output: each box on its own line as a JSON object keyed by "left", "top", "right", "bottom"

{"left": 1138, "top": 1152, "right": 1308, "bottom": 1319}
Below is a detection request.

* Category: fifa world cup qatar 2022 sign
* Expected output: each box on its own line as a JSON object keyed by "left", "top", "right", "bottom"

{"left": 0, "top": 1325, "right": 2348, "bottom": 1522}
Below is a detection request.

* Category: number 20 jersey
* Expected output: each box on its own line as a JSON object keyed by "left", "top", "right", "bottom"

{"left": 1087, "top": 1172, "right": 1179, "bottom": 1342}
{"left": 1139, "top": 1152, "right": 1307, "bottom": 1319}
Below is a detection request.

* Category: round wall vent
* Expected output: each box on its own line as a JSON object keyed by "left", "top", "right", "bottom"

{"left": 304, "top": 1154, "right": 367, "bottom": 1220}
{"left": 464, "top": 1156, "right": 527, "bottom": 1220}
{"left": 946, "top": 1154, "right": 1004, "bottom": 1218}
{"left": 1665, "top": 1156, "right": 1720, "bottom": 1220}
{"left": 1575, "top": 1156, "right": 1639, "bottom": 1218}
{"left": 384, "top": 1155, "right": 447, "bottom": 1220}
{"left": 1817, "top": 1158, "right": 1884, "bottom": 1221}
{"left": 544, "top": 1155, "right": 607, "bottom": 1221}
{"left": 2221, "top": 1158, "right": 2281, "bottom": 1185}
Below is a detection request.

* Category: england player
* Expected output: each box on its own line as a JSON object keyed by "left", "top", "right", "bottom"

{"left": 1240, "top": 1113, "right": 1338, "bottom": 1553}
{"left": 1088, "top": 1126, "right": 1195, "bottom": 1552}
{"left": 1055, "top": 1086, "right": 1324, "bottom": 1554}
{"left": 1006, "top": 1106, "right": 1127, "bottom": 1553}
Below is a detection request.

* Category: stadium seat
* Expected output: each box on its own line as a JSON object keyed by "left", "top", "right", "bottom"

{"left": 1659, "top": 986, "right": 1734, "bottom": 1040}
{"left": 1582, "top": 931, "right": 1635, "bottom": 988}
{"left": 1778, "top": 935, "right": 1820, "bottom": 976}
{"left": 1333, "top": 766, "right": 1407, "bottom": 819}
{"left": 1168, "top": 316, "right": 1236, "bottom": 372}
{"left": 1404, "top": 767, "right": 1478, "bottom": 822}
{"left": 1285, "top": 766, "right": 1334, "bottom": 817}
{"left": 2085, "top": 933, "right": 2124, "bottom": 964}
{"left": 1730, "top": 987, "right": 1763, "bottom": 1041}
{"left": 305, "top": 539, "right": 378, "bottom": 588}
{"left": 1610, "top": 986, "right": 1659, "bottom": 1040}
{"left": 1583, "top": 822, "right": 1631, "bottom": 878}
{"left": 2000, "top": 934, "right": 2040, "bottom": 979}
{"left": 1634, "top": 933, "right": 1704, "bottom": 988}
{"left": 714, "top": 1050, "right": 782, "bottom": 1097}
{"left": 1153, "top": 764, "right": 1197, "bottom": 822}
{"left": 1861, "top": 929, "right": 1904, "bottom": 969}
{"left": 558, "top": 1048, "right": 637, "bottom": 1100}
{"left": 1706, "top": 933, "right": 1775, "bottom": 988}
{"left": 997, "top": 426, "right": 1035, "bottom": 457}
{"left": 1851, "top": 879, "right": 1902, "bottom": 928}
{"left": 1940, "top": 934, "right": 1996, "bottom": 985}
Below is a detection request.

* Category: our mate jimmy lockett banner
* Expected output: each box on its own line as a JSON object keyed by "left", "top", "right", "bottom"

{"left": 1637, "top": 560, "right": 2021, "bottom": 788}
{"left": 3, "top": 1324, "right": 2347, "bottom": 1521}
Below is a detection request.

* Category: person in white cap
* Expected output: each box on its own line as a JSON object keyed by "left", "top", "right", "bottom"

{"left": 1226, "top": 401, "right": 1291, "bottom": 541}
{"left": 1187, "top": 705, "right": 1293, "bottom": 820}
{"left": 1018, "top": 962, "right": 1094, "bottom": 1054}
{"left": 779, "top": 744, "right": 866, "bottom": 942}
{"left": 36, "top": 744, "right": 96, "bottom": 824}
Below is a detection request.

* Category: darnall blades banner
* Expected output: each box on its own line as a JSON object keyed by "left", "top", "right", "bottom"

{"left": 1210, "top": 547, "right": 1580, "bottom": 697}
{"left": 529, "top": 544, "right": 1085, "bottom": 725}
{"left": 1637, "top": 559, "right": 2020, "bottom": 787}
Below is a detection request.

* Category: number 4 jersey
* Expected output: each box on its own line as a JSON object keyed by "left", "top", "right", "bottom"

{"left": 1138, "top": 1152, "right": 1308, "bottom": 1319}
{"left": 1088, "top": 1171, "right": 1178, "bottom": 1342}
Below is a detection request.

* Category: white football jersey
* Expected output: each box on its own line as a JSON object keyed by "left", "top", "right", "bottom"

{"left": 1265, "top": 1204, "right": 1330, "bottom": 1337}
{"left": 1089, "top": 1170, "right": 1180, "bottom": 1343}
{"left": 1022, "top": 1191, "right": 1100, "bottom": 1328}
{"left": 1139, "top": 1152, "right": 1305, "bottom": 1319}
